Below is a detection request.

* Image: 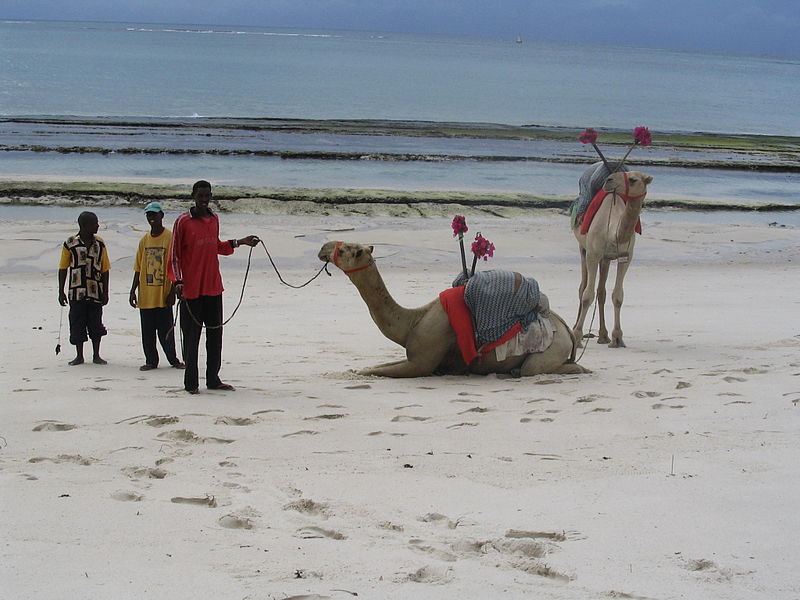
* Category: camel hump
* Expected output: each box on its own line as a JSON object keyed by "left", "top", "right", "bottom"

{"left": 463, "top": 270, "right": 541, "bottom": 346}
{"left": 572, "top": 161, "right": 629, "bottom": 227}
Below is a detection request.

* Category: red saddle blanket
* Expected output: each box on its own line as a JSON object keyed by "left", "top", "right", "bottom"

{"left": 578, "top": 189, "right": 642, "bottom": 235}
{"left": 439, "top": 286, "right": 521, "bottom": 365}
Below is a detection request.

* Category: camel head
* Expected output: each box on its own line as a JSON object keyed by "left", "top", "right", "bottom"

{"left": 603, "top": 171, "right": 653, "bottom": 202}
{"left": 319, "top": 241, "right": 375, "bottom": 274}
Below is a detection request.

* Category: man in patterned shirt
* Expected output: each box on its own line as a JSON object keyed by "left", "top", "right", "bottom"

{"left": 58, "top": 211, "right": 110, "bottom": 366}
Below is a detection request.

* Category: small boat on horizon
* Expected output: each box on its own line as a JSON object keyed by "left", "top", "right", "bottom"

{"left": 516, "top": 35, "right": 523, "bottom": 44}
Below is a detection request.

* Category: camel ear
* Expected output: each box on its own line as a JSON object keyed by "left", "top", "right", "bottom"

{"left": 643, "top": 175, "right": 653, "bottom": 184}
{"left": 368, "top": 245, "right": 374, "bottom": 254}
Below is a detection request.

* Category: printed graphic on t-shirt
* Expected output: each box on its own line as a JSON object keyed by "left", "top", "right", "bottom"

{"left": 144, "top": 247, "right": 166, "bottom": 286}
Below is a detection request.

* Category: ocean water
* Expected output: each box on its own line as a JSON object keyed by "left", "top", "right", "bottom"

{"left": 2, "top": 20, "right": 799, "bottom": 134}
{"left": 1, "top": 19, "right": 798, "bottom": 210}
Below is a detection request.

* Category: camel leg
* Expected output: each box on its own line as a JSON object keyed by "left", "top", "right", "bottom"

{"left": 596, "top": 259, "right": 611, "bottom": 344}
{"left": 575, "top": 247, "right": 588, "bottom": 326}
{"left": 573, "top": 254, "right": 599, "bottom": 346}
{"left": 520, "top": 317, "right": 590, "bottom": 376}
{"left": 359, "top": 308, "right": 452, "bottom": 377}
{"left": 609, "top": 258, "right": 631, "bottom": 348}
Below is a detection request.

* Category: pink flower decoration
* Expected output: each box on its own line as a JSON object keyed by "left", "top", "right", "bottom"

{"left": 451, "top": 215, "right": 468, "bottom": 237}
{"left": 471, "top": 235, "right": 495, "bottom": 261}
{"left": 633, "top": 126, "right": 652, "bottom": 147}
{"left": 579, "top": 128, "right": 599, "bottom": 144}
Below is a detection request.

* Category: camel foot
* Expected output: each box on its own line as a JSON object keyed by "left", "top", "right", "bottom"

{"left": 596, "top": 335, "right": 610, "bottom": 345}
{"left": 554, "top": 362, "right": 591, "bottom": 375}
{"left": 609, "top": 339, "right": 626, "bottom": 348}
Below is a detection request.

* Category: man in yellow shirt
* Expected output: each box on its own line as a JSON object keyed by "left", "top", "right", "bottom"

{"left": 58, "top": 211, "right": 110, "bottom": 365}
{"left": 129, "top": 202, "right": 184, "bottom": 371}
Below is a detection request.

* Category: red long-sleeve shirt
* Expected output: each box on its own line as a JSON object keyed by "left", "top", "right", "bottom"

{"left": 168, "top": 208, "right": 234, "bottom": 300}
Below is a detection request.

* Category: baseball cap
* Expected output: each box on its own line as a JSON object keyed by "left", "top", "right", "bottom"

{"left": 144, "top": 201, "right": 163, "bottom": 213}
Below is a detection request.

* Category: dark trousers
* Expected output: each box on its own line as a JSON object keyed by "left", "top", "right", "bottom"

{"left": 69, "top": 300, "right": 106, "bottom": 345}
{"left": 140, "top": 307, "right": 179, "bottom": 367}
{"left": 179, "top": 295, "right": 223, "bottom": 391}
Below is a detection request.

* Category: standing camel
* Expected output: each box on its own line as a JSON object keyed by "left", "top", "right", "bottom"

{"left": 572, "top": 169, "right": 653, "bottom": 348}
{"left": 319, "top": 241, "right": 588, "bottom": 377}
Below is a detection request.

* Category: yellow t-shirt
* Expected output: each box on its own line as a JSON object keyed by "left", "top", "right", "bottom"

{"left": 134, "top": 229, "right": 173, "bottom": 309}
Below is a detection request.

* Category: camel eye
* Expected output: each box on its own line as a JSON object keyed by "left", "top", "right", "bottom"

{"left": 629, "top": 178, "right": 638, "bottom": 184}
{"left": 355, "top": 249, "right": 363, "bottom": 258}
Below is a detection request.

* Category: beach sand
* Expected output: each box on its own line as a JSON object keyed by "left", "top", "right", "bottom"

{"left": 1, "top": 205, "right": 798, "bottom": 599}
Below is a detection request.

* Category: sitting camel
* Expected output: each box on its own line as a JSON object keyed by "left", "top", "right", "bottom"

{"left": 319, "top": 241, "right": 588, "bottom": 377}
{"left": 572, "top": 168, "right": 653, "bottom": 348}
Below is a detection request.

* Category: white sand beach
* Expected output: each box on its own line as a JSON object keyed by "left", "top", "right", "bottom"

{"left": 1, "top": 205, "right": 799, "bottom": 599}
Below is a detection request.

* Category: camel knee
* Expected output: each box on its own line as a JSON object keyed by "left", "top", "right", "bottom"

{"left": 555, "top": 361, "right": 591, "bottom": 375}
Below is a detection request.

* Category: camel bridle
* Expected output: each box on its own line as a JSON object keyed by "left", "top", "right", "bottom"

{"left": 331, "top": 241, "right": 375, "bottom": 274}
{"left": 609, "top": 171, "right": 647, "bottom": 203}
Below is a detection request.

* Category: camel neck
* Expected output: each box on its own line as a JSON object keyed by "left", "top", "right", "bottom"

{"left": 615, "top": 195, "right": 643, "bottom": 244}
{"left": 348, "top": 266, "right": 420, "bottom": 347}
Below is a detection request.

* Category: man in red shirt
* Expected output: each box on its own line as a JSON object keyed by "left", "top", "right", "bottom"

{"left": 168, "top": 180, "right": 259, "bottom": 394}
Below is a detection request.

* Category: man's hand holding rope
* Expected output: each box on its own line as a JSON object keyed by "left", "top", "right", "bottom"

{"left": 175, "top": 235, "right": 260, "bottom": 300}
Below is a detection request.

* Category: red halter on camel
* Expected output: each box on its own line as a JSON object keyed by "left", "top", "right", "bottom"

{"left": 331, "top": 241, "right": 375, "bottom": 274}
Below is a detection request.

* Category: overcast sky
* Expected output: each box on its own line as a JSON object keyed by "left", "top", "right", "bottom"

{"left": 3, "top": 0, "right": 799, "bottom": 56}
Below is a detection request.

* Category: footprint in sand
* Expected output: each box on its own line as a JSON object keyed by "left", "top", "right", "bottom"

{"left": 283, "top": 499, "right": 331, "bottom": 518}
{"left": 447, "top": 422, "right": 478, "bottom": 429}
{"left": 171, "top": 495, "right": 218, "bottom": 507}
{"left": 676, "top": 381, "right": 692, "bottom": 389}
{"left": 32, "top": 422, "right": 76, "bottom": 432}
{"left": 391, "top": 415, "right": 430, "bottom": 422}
{"left": 29, "top": 454, "right": 96, "bottom": 465}
{"left": 156, "top": 429, "right": 234, "bottom": 444}
{"left": 218, "top": 514, "right": 255, "bottom": 530}
{"left": 527, "top": 397, "right": 555, "bottom": 404}
{"left": 522, "top": 453, "right": 562, "bottom": 461}
{"left": 505, "top": 529, "right": 571, "bottom": 541}
{"left": 723, "top": 376, "right": 747, "bottom": 383}
{"left": 282, "top": 430, "right": 319, "bottom": 438}
{"left": 122, "top": 466, "right": 168, "bottom": 479}
{"left": 742, "top": 367, "right": 769, "bottom": 375}
{"left": 418, "top": 512, "right": 459, "bottom": 529}
{"left": 633, "top": 391, "right": 661, "bottom": 398}
{"left": 408, "top": 539, "right": 457, "bottom": 562}
{"left": 404, "top": 565, "right": 454, "bottom": 584}
{"left": 214, "top": 416, "right": 258, "bottom": 426}
{"left": 344, "top": 384, "right": 372, "bottom": 390}
{"left": 297, "top": 526, "right": 346, "bottom": 540}
{"left": 145, "top": 416, "right": 179, "bottom": 427}
{"left": 111, "top": 491, "right": 143, "bottom": 502}
{"left": 304, "top": 414, "right": 347, "bottom": 421}
{"left": 459, "top": 407, "right": 489, "bottom": 414}
{"left": 394, "top": 404, "right": 423, "bottom": 410}
{"left": 252, "top": 409, "right": 284, "bottom": 415}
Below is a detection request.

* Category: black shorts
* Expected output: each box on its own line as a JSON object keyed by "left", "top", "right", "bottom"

{"left": 69, "top": 300, "right": 107, "bottom": 344}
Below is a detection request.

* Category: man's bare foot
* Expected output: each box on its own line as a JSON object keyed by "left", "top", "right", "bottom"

{"left": 207, "top": 382, "right": 235, "bottom": 391}
{"left": 68, "top": 357, "right": 84, "bottom": 366}
{"left": 93, "top": 356, "right": 108, "bottom": 365}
